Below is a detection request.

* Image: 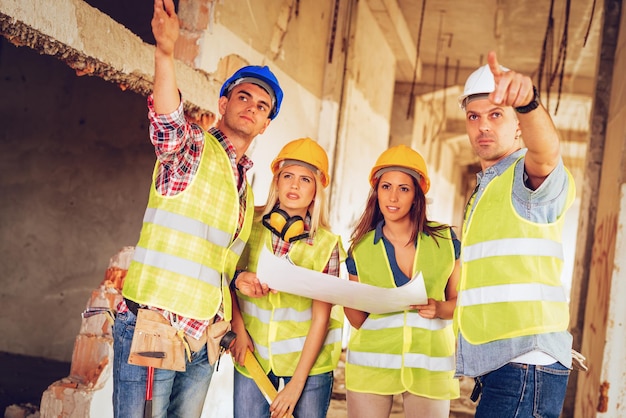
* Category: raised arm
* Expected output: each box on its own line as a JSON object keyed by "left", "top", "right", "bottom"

{"left": 151, "top": 0, "right": 181, "bottom": 114}
{"left": 487, "top": 51, "right": 561, "bottom": 189}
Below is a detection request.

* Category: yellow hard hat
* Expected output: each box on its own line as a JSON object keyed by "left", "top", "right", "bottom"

{"left": 369, "top": 145, "right": 430, "bottom": 194}
{"left": 271, "top": 138, "right": 330, "bottom": 187}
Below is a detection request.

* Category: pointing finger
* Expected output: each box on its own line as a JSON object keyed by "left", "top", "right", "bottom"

{"left": 487, "top": 51, "right": 502, "bottom": 79}
{"left": 487, "top": 51, "right": 509, "bottom": 104}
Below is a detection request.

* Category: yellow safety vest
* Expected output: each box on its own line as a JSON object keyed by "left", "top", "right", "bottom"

{"left": 346, "top": 226, "right": 459, "bottom": 400}
{"left": 123, "top": 131, "right": 254, "bottom": 321}
{"left": 235, "top": 222, "right": 345, "bottom": 377}
{"left": 455, "top": 158, "right": 575, "bottom": 344}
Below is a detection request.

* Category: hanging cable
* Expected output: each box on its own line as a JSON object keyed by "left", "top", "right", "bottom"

{"left": 406, "top": 0, "right": 427, "bottom": 119}
{"left": 538, "top": 0, "right": 571, "bottom": 115}
{"left": 554, "top": 0, "right": 570, "bottom": 114}
{"left": 538, "top": 0, "right": 555, "bottom": 106}
{"left": 583, "top": 0, "right": 597, "bottom": 46}
{"left": 328, "top": 0, "right": 340, "bottom": 63}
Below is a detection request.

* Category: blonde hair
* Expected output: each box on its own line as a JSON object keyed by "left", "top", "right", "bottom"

{"left": 256, "top": 166, "right": 330, "bottom": 237}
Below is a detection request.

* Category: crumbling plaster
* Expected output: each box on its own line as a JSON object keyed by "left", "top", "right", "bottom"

{"left": 0, "top": 0, "right": 398, "bottom": 365}
{"left": 0, "top": 0, "right": 220, "bottom": 120}
{"left": 0, "top": 39, "right": 152, "bottom": 360}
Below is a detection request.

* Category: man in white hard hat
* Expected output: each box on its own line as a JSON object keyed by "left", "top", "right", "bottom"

{"left": 453, "top": 51, "right": 576, "bottom": 417}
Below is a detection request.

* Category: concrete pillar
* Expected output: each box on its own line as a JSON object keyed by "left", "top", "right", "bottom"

{"left": 572, "top": 1, "right": 626, "bottom": 417}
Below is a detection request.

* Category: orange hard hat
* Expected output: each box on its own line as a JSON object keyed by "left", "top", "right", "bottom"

{"left": 271, "top": 138, "right": 330, "bottom": 187}
{"left": 369, "top": 145, "right": 430, "bottom": 194}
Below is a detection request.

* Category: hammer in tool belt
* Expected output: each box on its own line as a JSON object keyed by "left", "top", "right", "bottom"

{"left": 134, "top": 351, "right": 166, "bottom": 418}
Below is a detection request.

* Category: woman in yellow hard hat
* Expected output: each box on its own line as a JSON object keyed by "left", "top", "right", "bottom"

{"left": 229, "top": 138, "right": 345, "bottom": 418}
{"left": 344, "top": 145, "right": 460, "bottom": 418}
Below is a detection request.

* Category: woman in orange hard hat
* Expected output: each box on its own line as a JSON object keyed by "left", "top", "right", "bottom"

{"left": 343, "top": 145, "right": 460, "bottom": 418}
{"left": 229, "top": 138, "right": 345, "bottom": 418}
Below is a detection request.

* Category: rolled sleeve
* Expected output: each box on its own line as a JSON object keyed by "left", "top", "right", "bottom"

{"left": 147, "top": 94, "right": 204, "bottom": 161}
{"left": 513, "top": 158, "right": 570, "bottom": 223}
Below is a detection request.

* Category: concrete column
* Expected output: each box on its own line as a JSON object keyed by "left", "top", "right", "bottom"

{"left": 573, "top": 1, "right": 626, "bottom": 417}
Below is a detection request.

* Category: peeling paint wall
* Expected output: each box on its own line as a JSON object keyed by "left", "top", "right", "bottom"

{"left": 0, "top": 0, "right": 392, "bottom": 366}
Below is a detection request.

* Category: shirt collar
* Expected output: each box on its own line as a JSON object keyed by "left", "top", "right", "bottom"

{"left": 372, "top": 219, "right": 427, "bottom": 245}
{"left": 373, "top": 220, "right": 385, "bottom": 244}
{"left": 209, "top": 127, "right": 254, "bottom": 170}
{"left": 303, "top": 214, "right": 315, "bottom": 245}
{"left": 477, "top": 148, "right": 526, "bottom": 183}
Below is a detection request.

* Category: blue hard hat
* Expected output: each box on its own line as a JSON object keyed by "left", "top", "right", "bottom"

{"left": 219, "top": 65, "right": 283, "bottom": 120}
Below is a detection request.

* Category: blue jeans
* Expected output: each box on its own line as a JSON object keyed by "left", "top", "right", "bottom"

{"left": 233, "top": 368, "right": 333, "bottom": 418}
{"left": 113, "top": 310, "right": 215, "bottom": 418}
{"left": 475, "top": 362, "right": 570, "bottom": 418}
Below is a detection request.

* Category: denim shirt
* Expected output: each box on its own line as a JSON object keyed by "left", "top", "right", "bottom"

{"left": 456, "top": 149, "right": 573, "bottom": 377}
{"left": 345, "top": 221, "right": 461, "bottom": 286}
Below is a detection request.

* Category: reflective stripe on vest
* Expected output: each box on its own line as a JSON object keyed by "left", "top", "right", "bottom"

{"left": 361, "top": 312, "right": 451, "bottom": 332}
{"left": 455, "top": 157, "right": 575, "bottom": 344}
{"left": 133, "top": 246, "right": 221, "bottom": 288}
{"left": 348, "top": 350, "right": 455, "bottom": 372}
{"left": 122, "top": 132, "right": 254, "bottom": 320}
{"left": 463, "top": 237, "right": 563, "bottom": 262}
{"left": 235, "top": 222, "right": 344, "bottom": 377}
{"left": 254, "top": 328, "right": 343, "bottom": 361}
{"left": 458, "top": 283, "right": 568, "bottom": 306}
{"left": 346, "top": 226, "right": 459, "bottom": 399}
{"left": 241, "top": 299, "right": 312, "bottom": 323}
{"left": 143, "top": 207, "right": 247, "bottom": 257}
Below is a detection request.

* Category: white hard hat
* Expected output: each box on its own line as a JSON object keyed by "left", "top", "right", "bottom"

{"left": 458, "top": 64, "right": 509, "bottom": 109}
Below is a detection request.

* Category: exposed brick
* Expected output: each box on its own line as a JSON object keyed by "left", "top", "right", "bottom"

{"left": 178, "top": 0, "right": 211, "bottom": 32}
{"left": 175, "top": 30, "right": 202, "bottom": 67}
{"left": 39, "top": 248, "right": 129, "bottom": 417}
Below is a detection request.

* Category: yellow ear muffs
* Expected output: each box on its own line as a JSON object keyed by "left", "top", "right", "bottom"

{"left": 262, "top": 208, "right": 308, "bottom": 242}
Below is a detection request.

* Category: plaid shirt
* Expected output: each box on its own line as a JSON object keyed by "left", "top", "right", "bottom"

{"left": 118, "top": 95, "right": 253, "bottom": 340}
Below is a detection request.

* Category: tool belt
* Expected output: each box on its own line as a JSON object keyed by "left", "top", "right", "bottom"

{"left": 128, "top": 308, "right": 188, "bottom": 371}
{"left": 206, "top": 319, "right": 231, "bottom": 366}
{"left": 126, "top": 304, "right": 232, "bottom": 370}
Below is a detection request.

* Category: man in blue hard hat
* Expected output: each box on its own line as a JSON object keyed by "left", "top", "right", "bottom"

{"left": 112, "top": 0, "right": 284, "bottom": 417}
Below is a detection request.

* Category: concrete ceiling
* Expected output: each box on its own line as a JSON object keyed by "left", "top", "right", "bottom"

{"left": 75, "top": 0, "right": 600, "bottom": 165}
{"left": 78, "top": 0, "right": 601, "bottom": 132}
{"left": 380, "top": 0, "right": 602, "bottom": 96}
{"left": 369, "top": 0, "right": 601, "bottom": 173}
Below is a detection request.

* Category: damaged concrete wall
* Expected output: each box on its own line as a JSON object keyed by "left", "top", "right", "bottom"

{"left": 193, "top": 1, "right": 343, "bottom": 208}
{"left": 0, "top": 0, "right": 222, "bottom": 120}
{"left": 0, "top": 38, "right": 153, "bottom": 360}
{"left": 0, "top": 0, "right": 392, "bottom": 366}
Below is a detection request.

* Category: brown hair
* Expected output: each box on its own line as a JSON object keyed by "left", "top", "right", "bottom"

{"left": 349, "top": 175, "right": 449, "bottom": 253}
